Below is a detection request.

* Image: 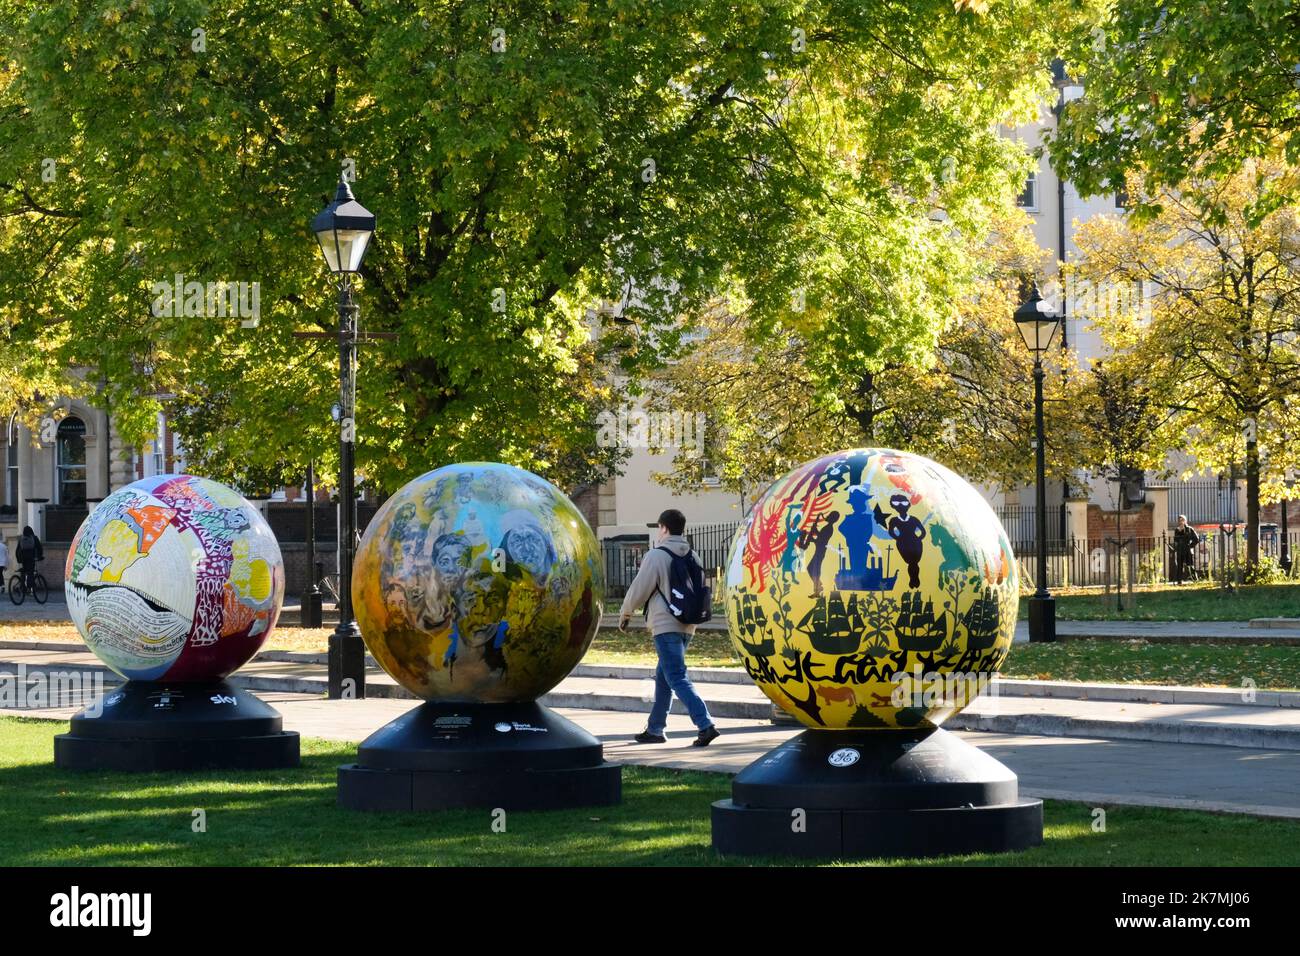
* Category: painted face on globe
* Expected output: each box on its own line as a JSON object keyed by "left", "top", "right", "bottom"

{"left": 64, "top": 474, "right": 285, "bottom": 681}
{"left": 725, "top": 448, "right": 1018, "bottom": 730}
{"left": 353, "top": 462, "right": 604, "bottom": 702}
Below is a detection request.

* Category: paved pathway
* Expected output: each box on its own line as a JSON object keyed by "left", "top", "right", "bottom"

{"left": 6, "top": 643, "right": 1300, "bottom": 750}
{"left": 9, "top": 688, "right": 1300, "bottom": 820}
{"left": 610, "top": 613, "right": 1300, "bottom": 643}
{"left": 5, "top": 599, "right": 1300, "bottom": 642}
{"left": 0, "top": 593, "right": 67, "bottom": 622}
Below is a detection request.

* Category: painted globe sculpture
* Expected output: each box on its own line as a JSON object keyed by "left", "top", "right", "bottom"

{"left": 65, "top": 474, "right": 285, "bottom": 682}
{"left": 353, "top": 462, "right": 604, "bottom": 703}
{"left": 725, "top": 448, "right": 1017, "bottom": 730}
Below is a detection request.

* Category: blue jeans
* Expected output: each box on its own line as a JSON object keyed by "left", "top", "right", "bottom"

{"left": 647, "top": 633, "right": 714, "bottom": 735}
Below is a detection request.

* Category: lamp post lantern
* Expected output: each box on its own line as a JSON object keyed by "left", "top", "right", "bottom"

{"left": 312, "top": 178, "right": 375, "bottom": 699}
{"left": 1014, "top": 284, "right": 1063, "bottom": 643}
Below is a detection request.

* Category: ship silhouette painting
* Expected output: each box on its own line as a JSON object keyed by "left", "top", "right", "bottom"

{"left": 894, "top": 591, "right": 949, "bottom": 652}
{"left": 960, "top": 586, "right": 1002, "bottom": 651}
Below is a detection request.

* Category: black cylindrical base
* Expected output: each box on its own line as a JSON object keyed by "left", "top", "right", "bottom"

{"left": 712, "top": 728, "right": 1043, "bottom": 859}
{"left": 53, "top": 680, "right": 300, "bottom": 772}
{"left": 1027, "top": 595, "right": 1056, "bottom": 642}
{"left": 303, "top": 589, "right": 324, "bottom": 629}
{"left": 338, "top": 700, "right": 621, "bottom": 811}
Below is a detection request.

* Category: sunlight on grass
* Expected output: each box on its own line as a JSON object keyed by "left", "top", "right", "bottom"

{"left": 1003, "top": 639, "right": 1300, "bottom": 689}
{"left": 2, "top": 717, "right": 1298, "bottom": 866}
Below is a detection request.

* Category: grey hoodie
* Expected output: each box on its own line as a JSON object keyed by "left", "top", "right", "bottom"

{"left": 618, "top": 534, "right": 698, "bottom": 636}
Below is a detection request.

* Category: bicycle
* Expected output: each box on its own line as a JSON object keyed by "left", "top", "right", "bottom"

{"left": 9, "top": 568, "right": 48, "bottom": 605}
{"left": 319, "top": 572, "right": 341, "bottom": 603}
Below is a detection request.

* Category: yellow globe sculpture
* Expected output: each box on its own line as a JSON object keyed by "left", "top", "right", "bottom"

{"left": 725, "top": 448, "right": 1017, "bottom": 730}
{"left": 352, "top": 462, "right": 604, "bottom": 703}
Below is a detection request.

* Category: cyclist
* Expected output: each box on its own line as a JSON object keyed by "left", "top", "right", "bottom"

{"left": 0, "top": 535, "right": 8, "bottom": 587}
{"left": 15, "top": 525, "right": 42, "bottom": 589}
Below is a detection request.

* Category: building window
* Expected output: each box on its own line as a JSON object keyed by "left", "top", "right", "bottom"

{"left": 1115, "top": 187, "right": 1128, "bottom": 209}
{"left": 56, "top": 416, "right": 87, "bottom": 506}
{"left": 1018, "top": 172, "right": 1038, "bottom": 211}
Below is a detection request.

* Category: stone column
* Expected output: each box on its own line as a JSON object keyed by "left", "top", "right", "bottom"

{"left": 1065, "top": 498, "right": 1089, "bottom": 544}
{"left": 1147, "top": 485, "right": 1170, "bottom": 535}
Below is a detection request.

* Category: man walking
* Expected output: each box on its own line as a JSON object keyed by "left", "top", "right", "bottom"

{"left": 618, "top": 509, "right": 720, "bottom": 746}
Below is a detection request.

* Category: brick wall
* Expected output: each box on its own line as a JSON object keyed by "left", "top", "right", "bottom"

{"left": 1261, "top": 499, "right": 1299, "bottom": 525}
{"left": 280, "top": 543, "right": 337, "bottom": 596}
{"left": 1086, "top": 502, "right": 1154, "bottom": 539}
{"left": 571, "top": 485, "right": 600, "bottom": 534}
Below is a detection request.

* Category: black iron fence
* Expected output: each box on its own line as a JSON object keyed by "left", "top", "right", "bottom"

{"left": 1165, "top": 477, "right": 1240, "bottom": 526}
{"left": 602, "top": 521, "right": 743, "bottom": 597}
{"left": 1012, "top": 528, "right": 1300, "bottom": 590}
{"left": 40, "top": 500, "right": 382, "bottom": 545}
{"left": 995, "top": 504, "right": 1067, "bottom": 543}
{"left": 264, "top": 501, "right": 379, "bottom": 542}
{"left": 43, "top": 506, "right": 89, "bottom": 543}
{"left": 602, "top": 522, "right": 1300, "bottom": 597}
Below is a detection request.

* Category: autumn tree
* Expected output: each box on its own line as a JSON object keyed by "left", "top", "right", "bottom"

{"left": 648, "top": 213, "right": 1086, "bottom": 497}
{"left": 0, "top": 0, "right": 1072, "bottom": 498}
{"left": 1070, "top": 156, "right": 1300, "bottom": 565}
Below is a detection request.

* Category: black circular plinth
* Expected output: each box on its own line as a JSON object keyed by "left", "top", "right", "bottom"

{"left": 53, "top": 680, "right": 300, "bottom": 772}
{"left": 712, "top": 728, "right": 1042, "bottom": 859}
{"left": 338, "top": 700, "right": 621, "bottom": 811}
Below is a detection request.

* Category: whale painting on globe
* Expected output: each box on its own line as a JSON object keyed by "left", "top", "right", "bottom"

{"left": 54, "top": 474, "right": 299, "bottom": 772}
{"left": 712, "top": 448, "right": 1043, "bottom": 860}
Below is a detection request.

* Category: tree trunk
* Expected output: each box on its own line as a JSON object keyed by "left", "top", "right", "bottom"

{"left": 1246, "top": 437, "right": 1260, "bottom": 568}
{"left": 845, "top": 370, "right": 877, "bottom": 441}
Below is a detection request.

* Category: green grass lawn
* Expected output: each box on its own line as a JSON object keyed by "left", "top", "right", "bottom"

{"left": 1002, "top": 639, "right": 1300, "bottom": 690}
{"left": 1, "top": 717, "right": 1297, "bottom": 866}
{"left": 1023, "top": 580, "right": 1300, "bottom": 622}
{"left": 584, "top": 627, "right": 740, "bottom": 667}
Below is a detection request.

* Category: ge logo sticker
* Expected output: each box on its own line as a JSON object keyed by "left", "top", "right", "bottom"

{"left": 494, "top": 722, "right": 513, "bottom": 733}
{"left": 828, "top": 748, "right": 860, "bottom": 768}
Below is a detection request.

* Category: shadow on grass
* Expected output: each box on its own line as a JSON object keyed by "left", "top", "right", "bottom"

{"left": 2, "top": 718, "right": 1298, "bottom": 866}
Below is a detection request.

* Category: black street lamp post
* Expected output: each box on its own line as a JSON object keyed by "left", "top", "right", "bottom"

{"left": 312, "top": 179, "right": 375, "bottom": 699}
{"left": 1014, "top": 285, "right": 1063, "bottom": 643}
{"left": 1283, "top": 469, "right": 1294, "bottom": 575}
{"left": 303, "top": 461, "right": 323, "bottom": 629}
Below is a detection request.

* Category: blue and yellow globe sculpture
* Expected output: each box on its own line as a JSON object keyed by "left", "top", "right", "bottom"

{"left": 725, "top": 448, "right": 1018, "bottom": 730}
{"left": 341, "top": 462, "right": 618, "bottom": 812}
{"left": 352, "top": 462, "right": 604, "bottom": 702}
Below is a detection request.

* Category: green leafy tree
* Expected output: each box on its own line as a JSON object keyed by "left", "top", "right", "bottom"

{"left": 1, "top": 0, "right": 1068, "bottom": 496}
{"left": 1050, "top": 0, "right": 1300, "bottom": 206}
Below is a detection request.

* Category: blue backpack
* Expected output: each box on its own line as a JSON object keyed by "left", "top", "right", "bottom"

{"left": 654, "top": 547, "right": 712, "bottom": 624}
